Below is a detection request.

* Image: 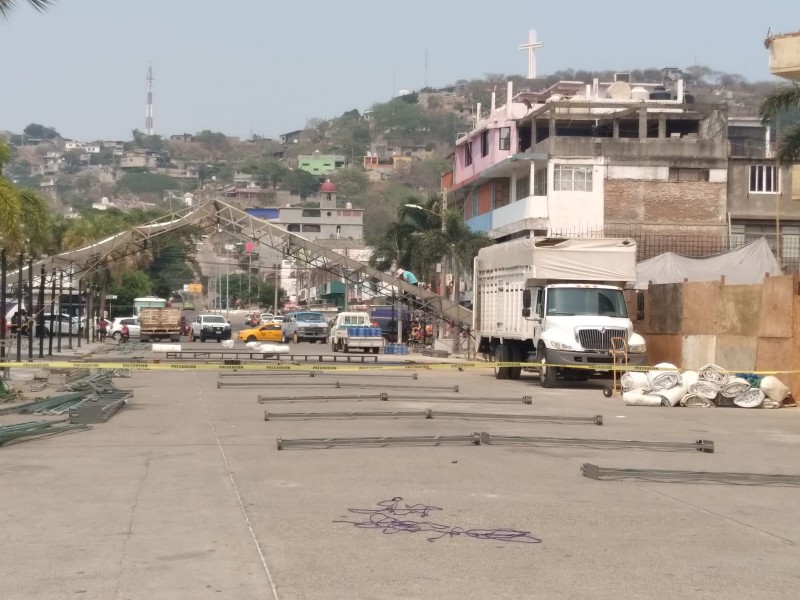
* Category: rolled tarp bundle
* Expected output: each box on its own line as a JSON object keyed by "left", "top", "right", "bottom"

{"left": 647, "top": 363, "right": 681, "bottom": 391}
{"left": 680, "top": 394, "right": 716, "bottom": 408}
{"left": 649, "top": 386, "right": 686, "bottom": 407}
{"left": 245, "top": 341, "right": 261, "bottom": 350}
{"left": 622, "top": 390, "right": 663, "bottom": 407}
{"left": 621, "top": 372, "right": 649, "bottom": 392}
{"left": 699, "top": 364, "right": 729, "bottom": 386}
{"left": 734, "top": 388, "right": 765, "bottom": 408}
{"left": 681, "top": 371, "right": 700, "bottom": 388}
{"left": 721, "top": 377, "right": 751, "bottom": 399}
{"left": 689, "top": 381, "right": 721, "bottom": 401}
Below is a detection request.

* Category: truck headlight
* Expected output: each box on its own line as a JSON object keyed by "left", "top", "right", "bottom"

{"left": 551, "top": 341, "right": 574, "bottom": 351}
{"left": 629, "top": 343, "right": 646, "bottom": 353}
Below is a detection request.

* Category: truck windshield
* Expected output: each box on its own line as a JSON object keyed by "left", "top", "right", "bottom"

{"left": 546, "top": 288, "right": 628, "bottom": 318}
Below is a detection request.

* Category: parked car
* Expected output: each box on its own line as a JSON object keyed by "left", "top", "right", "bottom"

{"left": 110, "top": 317, "right": 141, "bottom": 340}
{"left": 190, "top": 314, "right": 232, "bottom": 342}
{"left": 238, "top": 322, "right": 282, "bottom": 343}
{"left": 40, "top": 313, "right": 83, "bottom": 336}
{"left": 281, "top": 311, "right": 328, "bottom": 343}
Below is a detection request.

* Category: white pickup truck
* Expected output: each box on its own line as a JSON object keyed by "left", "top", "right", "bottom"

{"left": 329, "top": 311, "right": 383, "bottom": 354}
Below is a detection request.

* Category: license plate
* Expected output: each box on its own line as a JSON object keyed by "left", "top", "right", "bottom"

{"left": 215, "top": 328, "right": 222, "bottom": 333}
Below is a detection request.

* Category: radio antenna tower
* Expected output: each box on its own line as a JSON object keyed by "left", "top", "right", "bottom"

{"left": 145, "top": 62, "right": 155, "bottom": 135}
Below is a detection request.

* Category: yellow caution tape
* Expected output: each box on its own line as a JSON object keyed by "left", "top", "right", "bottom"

{"left": 0, "top": 360, "right": 796, "bottom": 376}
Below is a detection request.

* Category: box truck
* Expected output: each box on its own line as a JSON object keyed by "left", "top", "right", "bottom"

{"left": 473, "top": 237, "right": 647, "bottom": 387}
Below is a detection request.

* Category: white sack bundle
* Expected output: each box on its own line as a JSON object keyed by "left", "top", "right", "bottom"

{"left": 721, "top": 378, "right": 751, "bottom": 399}
{"left": 649, "top": 386, "right": 686, "bottom": 407}
{"left": 621, "top": 372, "right": 649, "bottom": 392}
{"left": 647, "top": 363, "right": 681, "bottom": 391}
{"left": 622, "top": 390, "right": 664, "bottom": 407}
{"left": 259, "top": 343, "right": 290, "bottom": 354}
{"left": 733, "top": 388, "right": 765, "bottom": 408}
{"left": 680, "top": 371, "right": 700, "bottom": 388}
{"left": 220, "top": 339, "right": 235, "bottom": 349}
{"left": 245, "top": 341, "right": 261, "bottom": 350}
{"left": 699, "top": 364, "right": 729, "bottom": 386}
{"left": 689, "top": 381, "right": 720, "bottom": 401}
{"left": 680, "top": 394, "right": 716, "bottom": 408}
{"left": 759, "top": 376, "right": 790, "bottom": 404}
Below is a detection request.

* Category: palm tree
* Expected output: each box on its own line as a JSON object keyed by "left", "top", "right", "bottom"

{"left": 370, "top": 194, "right": 493, "bottom": 302}
{"left": 0, "top": 139, "right": 51, "bottom": 256}
{"left": 0, "top": 0, "right": 55, "bottom": 18}
{"left": 759, "top": 83, "right": 800, "bottom": 164}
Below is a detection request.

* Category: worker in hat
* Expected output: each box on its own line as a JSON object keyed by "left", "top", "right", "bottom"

{"left": 396, "top": 268, "right": 419, "bottom": 287}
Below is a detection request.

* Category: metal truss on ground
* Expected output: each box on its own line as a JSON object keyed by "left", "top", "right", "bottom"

{"left": 13, "top": 199, "right": 473, "bottom": 329}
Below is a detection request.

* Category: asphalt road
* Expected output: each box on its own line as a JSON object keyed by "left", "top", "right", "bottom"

{"left": 0, "top": 347, "right": 798, "bottom": 599}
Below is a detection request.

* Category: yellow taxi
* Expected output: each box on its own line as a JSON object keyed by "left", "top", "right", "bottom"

{"left": 238, "top": 321, "right": 283, "bottom": 343}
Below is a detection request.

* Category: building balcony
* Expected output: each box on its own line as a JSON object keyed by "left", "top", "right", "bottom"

{"left": 466, "top": 195, "right": 549, "bottom": 234}
{"left": 769, "top": 30, "right": 800, "bottom": 81}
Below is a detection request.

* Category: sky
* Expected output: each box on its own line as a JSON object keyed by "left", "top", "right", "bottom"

{"left": 0, "top": 0, "right": 795, "bottom": 141}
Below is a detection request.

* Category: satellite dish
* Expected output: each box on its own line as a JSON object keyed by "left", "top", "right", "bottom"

{"left": 606, "top": 81, "right": 633, "bottom": 100}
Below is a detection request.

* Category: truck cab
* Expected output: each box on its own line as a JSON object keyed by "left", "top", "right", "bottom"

{"left": 522, "top": 283, "right": 647, "bottom": 386}
{"left": 330, "top": 311, "right": 383, "bottom": 354}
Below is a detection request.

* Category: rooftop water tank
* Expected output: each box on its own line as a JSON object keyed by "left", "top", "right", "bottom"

{"left": 649, "top": 86, "right": 672, "bottom": 101}
{"left": 631, "top": 86, "right": 649, "bottom": 101}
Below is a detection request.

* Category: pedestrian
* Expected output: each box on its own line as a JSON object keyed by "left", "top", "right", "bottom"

{"left": 98, "top": 317, "right": 107, "bottom": 342}
{"left": 120, "top": 323, "right": 129, "bottom": 343}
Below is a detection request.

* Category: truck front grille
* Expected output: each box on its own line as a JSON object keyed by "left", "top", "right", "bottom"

{"left": 577, "top": 328, "right": 627, "bottom": 351}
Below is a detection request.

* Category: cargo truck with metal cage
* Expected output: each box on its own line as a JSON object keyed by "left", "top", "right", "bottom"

{"left": 329, "top": 311, "right": 383, "bottom": 354}
{"left": 473, "top": 237, "right": 647, "bottom": 388}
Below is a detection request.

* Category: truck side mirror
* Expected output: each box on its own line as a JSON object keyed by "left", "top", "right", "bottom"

{"left": 522, "top": 308, "right": 531, "bottom": 318}
{"left": 522, "top": 289, "right": 531, "bottom": 309}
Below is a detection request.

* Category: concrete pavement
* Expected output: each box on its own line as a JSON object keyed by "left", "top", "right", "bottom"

{"left": 1, "top": 346, "right": 799, "bottom": 599}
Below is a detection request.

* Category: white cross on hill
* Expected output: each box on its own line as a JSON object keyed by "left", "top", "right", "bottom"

{"left": 519, "top": 29, "right": 543, "bottom": 79}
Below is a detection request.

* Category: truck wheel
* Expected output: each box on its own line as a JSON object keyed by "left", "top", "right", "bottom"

{"left": 293, "top": 333, "right": 299, "bottom": 344}
{"left": 200, "top": 335, "right": 206, "bottom": 343}
{"left": 332, "top": 339, "right": 337, "bottom": 352}
{"left": 494, "top": 345, "right": 510, "bottom": 380}
{"left": 540, "top": 359, "right": 558, "bottom": 388}
{"left": 343, "top": 343, "right": 349, "bottom": 353}
{"left": 372, "top": 347, "right": 379, "bottom": 354}
{"left": 509, "top": 345, "right": 523, "bottom": 380}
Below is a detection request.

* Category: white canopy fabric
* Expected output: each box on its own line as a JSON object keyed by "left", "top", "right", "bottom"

{"left": 635, "top": 237, "right": 781, "bottom": 289}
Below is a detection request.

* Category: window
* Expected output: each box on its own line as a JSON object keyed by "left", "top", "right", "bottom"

{"left": 554, "top": 165, "right": 593, "bottom": 192}
{"left": 749, "top": 165, "right": 779, "bottom": 193}
{"left": 302, "top": 209, "right": 321, "bottom": 217}
{"left": 287, "top": 224, "right": 300, "bottom": 232}
{"left": 515, "top": 175, "right": 530, "bottom": 201}
{"left": 302, "top": 224, "right": 321, "bottom": 233}
{"left": 499, "top": 127, "right": 511, "bottom": 151}
{"left": 464, "top": 142, "right": 473, "bottom": 166}
{"left": 480, "top": 130, "right": 489, "bottom": 157}
{"left": 533, "top": 168, "right": 547, "bottom": 196}
{"left": 668, "top": 168, "right": 710, "bottom": 182}
{"left": 469, "top": 190, "right": 478, "bottom": 217}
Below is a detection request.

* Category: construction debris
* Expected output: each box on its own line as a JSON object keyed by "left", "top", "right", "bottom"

{"left": 581, "top": 463, "right": 799, "bottom": 486}
{"left": 0, "top": 420, "right": 90, "bottom": 446}
{"left": 264, "top": 409, "right": 601, "bottom": 425}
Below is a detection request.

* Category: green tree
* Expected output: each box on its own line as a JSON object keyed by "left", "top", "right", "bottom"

{"left": 0, "top": 0, "right": 54, "bottom": 18}
{"left": 332, "top": 166, "right": 368, "bottom": 198}
{"left": 283, "top": 169, "right": 320, "bottom": 199}
{"left": 131, "top": 129, "right": 165, "bottom": 153}
{"left": 243, "top": 159, "right": 287, "bottom": 189}
{"left": 195, "top": 130, "right": 230, "bottom": 154}
{"left": 0, "top": 138, "right": 51, "bottom": 255}
{"left": 371, "top": 98, "right": 432, "bottom": 145}
{"left": 116, "top": 172, "right": 182, "bottom": 195}
{"left": 22, "top": 122, "right": 59, "bottom": 139}
{"left": 759, "top": 83, "right": 800, "bottom": 164}
{"left": 109, "top": 271, "right": 153, "bottom": 315}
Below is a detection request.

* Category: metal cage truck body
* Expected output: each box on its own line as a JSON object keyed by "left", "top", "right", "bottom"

{"left": 473, "top": 237, "right": 647, "bottom": 387}
{"left": 330, "top": 311, "right": 383, "bottom": 354}
{"left": 138, "top": 307, "right": 182, "bottom": 343}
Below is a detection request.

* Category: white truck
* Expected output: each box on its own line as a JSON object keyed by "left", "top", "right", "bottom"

{"left": 473, "top": 237, "right": 647, "bottom": 387}
{"left": 329, "top": 311, "right": 383, "bottom": 354}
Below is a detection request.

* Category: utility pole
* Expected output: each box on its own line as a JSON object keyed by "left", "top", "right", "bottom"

{"left": 1, "top": 249, "right": 6, "bottom": 367}
{"left": 37, "top": 265, "right": 45, "bottom": 358}
{"left": 27, "top": 257, "right": 33, "bottom": 360}
{"left": 16, "top": 253, "right": 23, "bottom": 363}
{"left": 273, "top": 262, "right": 279, "bottom": 314}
